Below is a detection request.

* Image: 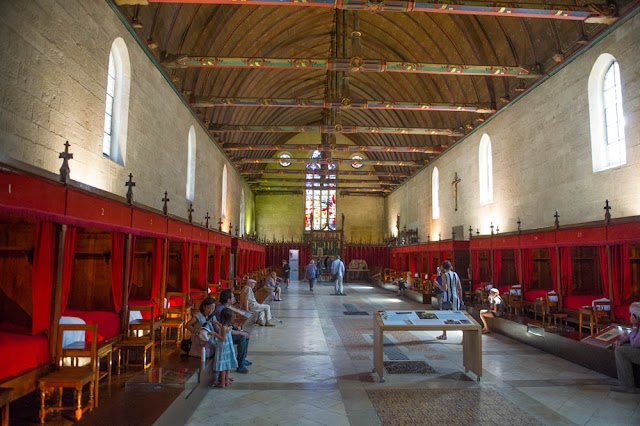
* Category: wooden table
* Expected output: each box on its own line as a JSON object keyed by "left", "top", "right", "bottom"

{"left": 372, "top": 310, "right": 482, "bottom": 383}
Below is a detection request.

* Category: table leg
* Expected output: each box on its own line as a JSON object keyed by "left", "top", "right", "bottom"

{"left": 462, "top": 328, "right": 482, "bottom": 381}
{"left": 372, "top": 319, "right": 384, "bottom": 382}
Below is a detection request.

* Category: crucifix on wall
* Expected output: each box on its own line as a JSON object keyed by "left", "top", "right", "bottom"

{"left": 451, "top": 172, "right": 461, "bottom": 212}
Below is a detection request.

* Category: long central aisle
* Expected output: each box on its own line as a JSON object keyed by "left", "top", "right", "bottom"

{"left": 185, "top": 281, "right": 640, "bottom": 426}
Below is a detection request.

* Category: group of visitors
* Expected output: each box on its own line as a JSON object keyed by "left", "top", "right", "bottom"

{"left": 184, "top": 291, "right": 253, "bottom": 388}
{"left": 302, "top": 255, "right": 346, "bottom": 295}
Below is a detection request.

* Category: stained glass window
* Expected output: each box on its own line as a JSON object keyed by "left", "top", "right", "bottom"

{"left": 305, "top": 150, "right": 336, "bottom": 230}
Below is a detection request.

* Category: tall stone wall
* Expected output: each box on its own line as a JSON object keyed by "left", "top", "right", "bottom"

{"left": 0, "top": 0, "right": 252, "bottom": 230}
{"left": 386, "top": 12, "right": 640, "bottom": 238}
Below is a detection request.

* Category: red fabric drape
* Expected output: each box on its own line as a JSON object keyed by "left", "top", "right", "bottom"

{"left": 61, "top": 227, "right": 77, "bottom": 312}
{"left": 597, "top": 246, "right": 609, "bottom": 297}
{"left": 612, "top": 244, "right": 629, "bottom": 303}
{"left": 198, "top": 244, "right": 207, "bottom": 289}
{"left": 408, "top": 253, "right": 415, "bottom": 273}
{"left": 181, "top": 242, "right": 190, "bottom": 293}
{"left": 472, "top": 250, "right": 480, "bottom": 285}
{"left": 110, "top": 233, "right": 125, "bottom": 314}
{"left": 521, "top": 249, "right": 533, "bottom": 288}
{"left": 493, "top": 250, "right": 502, "bottom": 287}
{"left": 560, "top": 247, "right": 572, "bottom": 296}
{"left": 127, "top": 235, "right": 136, "bottom": 295}
{"left": 31, "top": 220, "right": 55, "bottom": 334}
{"left": 223, "top": 247, "right": 231, "bottom": 280}
{"left": 150, "top": 239, "right": 163, "bottom": 301}
{"left": 213, "top": 246, "right": 221, "bottom": 283}
{"left": 549, "top": 248, "right": 559, "bottom": 293}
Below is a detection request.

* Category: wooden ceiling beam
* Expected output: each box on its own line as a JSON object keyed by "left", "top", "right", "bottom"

{"left": 212, "top": 125, "right": 462, "bottom": 137}
{"left": 247, "top": 177, "right": 399, "bottom": 184}
{"left": 138, "top": 0, "right": 610, "bottom": 22}
{"left": 224, "top": 144, "right": 442, "bottom": 154}
{"left": 240, "top": 169, "right": 412, "bottom": 177}
{"left": 165, "top": 55, "right": 538, "bottom": 77}
{"left": 192, "top": 96, "right": 496, "bottom": 113}
{"left": 235, "top": 158, "right": 424, "bottom": 166}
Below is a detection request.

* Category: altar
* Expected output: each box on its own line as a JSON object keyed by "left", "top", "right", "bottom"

{"left": 347, "top": 259, "right": 369, "bottom": 281}
{"left": 372, "top": 310, "right": 482, "bottom": 382}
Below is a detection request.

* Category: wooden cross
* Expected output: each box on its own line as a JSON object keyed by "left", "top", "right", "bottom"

{"left": 517, "top": 217, "right": 522, "bottom": 233}
{"left": 188, "top": 203, "right": 194, "bottom": 223}
{"left": 229, "top": 224, "right": 233, "bottom": 235}
{"left": 476, "top": 228, "right": 480, "bottom": 236}
{"left": 125, "top": 173, "right": 135, "bottom": 205}
{"left": 58, "top": 141, "right": 73, "bottom": 183}
{"left": 468, "top": 226, "right": 473, "bottom": 239}
{"left": 438, "top": 233, "right": 441, "bottom": 241}
{"left": 496, "top": 225, "right": 500, "bottom": 234}
{"left": 490, "top": 222, "right": 494, "bottom": 235}
{"left": 452, "top": 230, "right": 456, "bottom": 241}
{"left": 205, "top": 212, "right": 211, "bottom": 228}
{"left": 451, "top": 172, "right": 461, "bottom": 212}
{"left": 554, "top": 210, "right": 560, "bottom": 229}
{"left": 604, "top": 200, "right": 611, "bottom": 225}
{"left": 218, "top": 217, "right": 223, "bottom": 231}
{"left": 162, "top": 191, "right": 170, "bottom": 216}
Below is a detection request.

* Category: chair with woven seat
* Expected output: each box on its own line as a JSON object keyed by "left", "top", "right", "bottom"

{"left": 38, "top": 324, "right": 98, "bottom": 423}
{"left": 545, "top": 291, "right": 568, "bottom": 328}
{"left": 593, "top": 300, "right": 614, "bottom": 333}
{"left": 117, "top": 306, "right": 156, "bottom": 372}
{"left": 162, "top": 292, "right": 187, "bottom": 348}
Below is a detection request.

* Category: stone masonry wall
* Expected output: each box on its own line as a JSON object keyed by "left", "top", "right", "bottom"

{"left": 385, "top": 12, "right": 640, "bottom": 239}
{"left": 0, "top": 0, "right": 252, "bottom": 230}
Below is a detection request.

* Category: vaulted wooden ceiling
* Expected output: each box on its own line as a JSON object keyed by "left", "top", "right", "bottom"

{"left": 114, "top": 0, "right": 637, "bottom": 196}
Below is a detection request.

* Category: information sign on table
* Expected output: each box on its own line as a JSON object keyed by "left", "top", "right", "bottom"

{"left": 581, "top": 324, "right": 631, "bottom": 349}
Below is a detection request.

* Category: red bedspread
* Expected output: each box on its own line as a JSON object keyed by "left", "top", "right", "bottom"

{"left": 0, "top": 331, "right": 49, "bottom": 383}
{"left": 62, "top": 310, "right": 120, "bottom": 342}
{"left": 127, "top": 298, "right": 159, "bottom": 319}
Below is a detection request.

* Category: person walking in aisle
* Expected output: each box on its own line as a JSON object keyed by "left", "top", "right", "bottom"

{"left": 305, "top": 259, "right": 318, "bottom": 292}
{"left": 331, "top": 255, "right": 346, "bottom": 295}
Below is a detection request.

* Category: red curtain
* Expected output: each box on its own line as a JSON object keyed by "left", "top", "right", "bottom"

{"left": 549, "top": 248, "right": 558, "bottom": 293}
{"left": 181, "top": 242, "right": 190, "bottom": 293}
{"left": 110, "top": 233, "right": 125, "bottom": 314}
{"left": 408, "top": 253, "right": 415, "bottom": 273}
{"left": 150, "top": 239, "right": 163, "bottom": 301}
{"left": 31, "top": 220, "right": 55, "bottom": 334}
{"left": 521, "top": 249, "right": 533, "bottom": 287}
{"left": 472, "top": 250, "right": 480, "bottom": 285}
{"left": 127, "top": 235, "right": 137, "bottom": 295}
{"left": 597, "top": 246, "right": 609, "bottom": 297}
{"left": 560, "top": 247, "right": 572, "bottom": 296}
{"left": 223, "top": 247, "right": 231, "bottom": 280}
{"left": 612, "top": 244, "right": 629, "bottom": 303}
{"left": 493, "top": 250, "right": 502, "bottom": 287}
{"left": 213, "top": 245, "right": 221, "bottom": 284}
{"left": 198, "top": 244, "right": 207, "bottom": 289}
{"left": 61, "top": 227, "right": 77, "bottom": 312}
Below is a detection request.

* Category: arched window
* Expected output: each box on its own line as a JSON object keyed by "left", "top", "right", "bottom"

{"left": 221, "top": 165, "right": 228, "bottom": 219}
{"left": 432, "top": 167, "right": 440, "bottom": 219}
{"left": 186, "top": 126, "right": 196, "bottom": 201}
{"left": 239, "top": 189, "right": 246, "bottom": 237}
{"left": 479, "top": 134, "right": 493, "bottom": 205}
{"left": 589, "top": 54, "right": 626, "bottom": 172}
{"left": 102, "top": 38, "right": 131, "bottom": 165}
{"left": 304, "top": 150, "right": 336, "bottom": 230}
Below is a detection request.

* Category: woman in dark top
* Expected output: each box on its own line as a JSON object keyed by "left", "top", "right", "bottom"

{"left": 480, "top": 288, "right": 503, "bottom": 334}
{"left": 282, "top": 259, "right": 291, "bottom": 289}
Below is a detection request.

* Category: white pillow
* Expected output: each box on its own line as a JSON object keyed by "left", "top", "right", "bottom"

{"left": 59, "top": 316, "right": 86, "bottom": 347}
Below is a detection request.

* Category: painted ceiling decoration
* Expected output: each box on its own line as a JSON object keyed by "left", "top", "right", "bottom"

{"left": 114, "top": 0, "right": 636, "bottom": 195}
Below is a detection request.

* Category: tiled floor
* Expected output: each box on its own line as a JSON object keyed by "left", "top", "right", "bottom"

{"left": 185, "top": 281, "right": 640, "bottom": 426}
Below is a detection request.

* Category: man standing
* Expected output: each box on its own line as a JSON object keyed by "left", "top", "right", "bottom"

{"left": 331, "top": 255, "right": 346, "bottom": 296}
{"left": 612, "top": 302, "right": 640, "bottom": 393}
{"left": 216, "top": 289, "right": 252, "bottom": 374}
{"left": 305, "top": 259, "right": 318, "bottom": 292}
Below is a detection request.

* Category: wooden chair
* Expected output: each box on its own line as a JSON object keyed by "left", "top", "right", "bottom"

{"left": 593, "top": 300, "right": 614, "bottom": 333}
{"left": 162, "top": 292, "right": 187, "bottom": 347}
{"left": 38, "top": 324, "right": 98, "bottom": 423}
{"left": 545, "top": 291, "right": 568, "bottom": 327}
{"left": 0, "top": 388, "right": 10, "bottom": 426}
{"left": 117, "top": 306, "right": 156, "bottom": 372}
{"left": 508, "top": 286, "right": 524, "bottom": 316}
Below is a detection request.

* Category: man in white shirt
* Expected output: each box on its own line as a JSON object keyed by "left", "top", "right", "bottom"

{"left": 331, "top": 255, "right": 346, "bottom": 296}
{"left": 240, "top": 279, "right": 275, "bottom": 327}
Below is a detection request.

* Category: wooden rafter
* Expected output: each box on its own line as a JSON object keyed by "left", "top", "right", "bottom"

{"left": 235, "top": 158, "right": 424, "bottom": 166}
{"left": 224, "top": 144, "right": 442, "bottom": 154}
{"left": 212, "top": 125, "right": 462, "bottom": 137}
{"left": 239, "top": 169, "right": 413, "bottom": 177}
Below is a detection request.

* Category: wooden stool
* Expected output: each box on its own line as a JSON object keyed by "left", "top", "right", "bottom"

{"left": 0, "top": 388, "right": 11, "bottom": 426}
